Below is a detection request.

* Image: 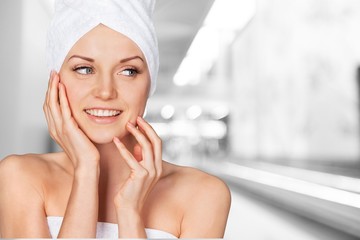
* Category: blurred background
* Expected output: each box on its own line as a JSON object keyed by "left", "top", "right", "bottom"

{"left": 1, "top": 0, "right": 360, "bottom": 239}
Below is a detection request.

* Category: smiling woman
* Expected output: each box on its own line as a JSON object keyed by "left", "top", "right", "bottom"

{"left": 0, "top": 0, "right": 230, "bottom": 238}
{"left": 59, "top": 25, "right": 150, "bottom": 144}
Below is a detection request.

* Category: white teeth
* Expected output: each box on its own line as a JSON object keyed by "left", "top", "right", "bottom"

{"left": 85, "top": 109, "right": 121, "bottom": 117}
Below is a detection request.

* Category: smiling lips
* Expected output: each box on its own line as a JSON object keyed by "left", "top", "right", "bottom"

{"left": 85, "top": 109, "right": 121, "bottom": 117}
{"left": 84, "top": 108, "right": 122, "bottom": 124}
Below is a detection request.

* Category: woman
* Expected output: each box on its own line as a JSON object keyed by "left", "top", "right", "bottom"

{"left": 0, "top": 0, "right": 231, "bottom": 238}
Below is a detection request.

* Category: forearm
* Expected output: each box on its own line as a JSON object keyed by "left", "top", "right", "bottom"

{"left": 116, "top": 208, "right": 147, "bottom": 238}
{"left": 58, "top": 167, "right": 99, "bottom": 238}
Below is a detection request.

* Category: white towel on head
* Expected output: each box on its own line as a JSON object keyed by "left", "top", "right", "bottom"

{"left": 46, "top": 0, "right": 159, "bottom": 95}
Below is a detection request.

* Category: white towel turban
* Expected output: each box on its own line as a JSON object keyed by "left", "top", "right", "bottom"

{"left": 46, "top": 0, "right": 159, "bottom": 95}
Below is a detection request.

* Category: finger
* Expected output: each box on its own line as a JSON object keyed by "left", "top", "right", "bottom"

{"left": 136, "top": 117, "right": 162, "bottom": 176}
{"left": 45, "top": 70, "right": 54, "bottom": 107}
{"left": 48, "top": 73, "right": 61, "bottom": 120}
{"left": 44, "top": 71, "right": 53, "bottom": 119}
{"left": 44, "top": 105, "right": 56, "bottom": 138}
{"left": 113, "top": 137, "right": 144, "bottom": 172}
{"left": 58, "top": 82, "right": 72, "bottom": 120}
{"left": 126, "top": 122, "right": 154, "bottom": 171}
{"left": 44, "top": 72, "right": 61, "bottom": 141}
{"left": 47, "top": 73, "right": 64, "bottom": 141}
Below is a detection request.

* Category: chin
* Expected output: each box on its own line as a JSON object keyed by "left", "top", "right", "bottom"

{"left": 91, "top": 137, "right": 114, "bottom": 145}
{"left": 86, "top": 129, "right": 127, "bottom": 145}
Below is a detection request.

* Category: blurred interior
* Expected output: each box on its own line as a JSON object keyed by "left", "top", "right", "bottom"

{"left": 1, "top": 0, "right": 360, "bottom": 239}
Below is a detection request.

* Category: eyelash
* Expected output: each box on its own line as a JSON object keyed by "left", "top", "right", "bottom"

{"left": 119, "top": 67, "right": 139, "bottom": 77}
{"left": 72, "top": 66, "right": 139, "bottom": 77}
{"left": 73, "top": 66, "right": 94, "bottom": 75}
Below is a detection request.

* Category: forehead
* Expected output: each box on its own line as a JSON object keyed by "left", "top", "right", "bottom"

{"left": 67, "top": 24, "right": 145, "bottom": 59}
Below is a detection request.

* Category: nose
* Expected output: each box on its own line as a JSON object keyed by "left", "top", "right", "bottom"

{"left": 92, "top": 74, "right": 118, "bottom": 100}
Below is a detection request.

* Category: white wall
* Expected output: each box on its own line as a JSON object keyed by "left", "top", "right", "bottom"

{"left": 0, "top": 0, "right": 52, "bottom": 159}
{"left": 0, "top": 0, "right": 23, "bottom": 158}
{"left": 230, "top": 0, "right": 360, "bottom": 162}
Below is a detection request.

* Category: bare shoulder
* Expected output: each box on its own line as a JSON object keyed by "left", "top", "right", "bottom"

{"left": 162, "top": 161, "right": 231, "bottom": 201}
{"left": 0, "top": 152, "right": 68, "bottom": 180}
{"left": 0, "top": 152, "right": 70, "bottom": 197}
{"left": 161, "top": 161, "right": 231, "bottom": 237}
{"left": 0, "top": 154, "right": 44, "bottom": 182}
{"left": 0, "top": 154, "right": 70, "bottom": 237}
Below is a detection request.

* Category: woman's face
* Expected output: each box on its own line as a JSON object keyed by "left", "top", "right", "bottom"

{"left": 59, "top": 24, "right": 151, "bottom": 144}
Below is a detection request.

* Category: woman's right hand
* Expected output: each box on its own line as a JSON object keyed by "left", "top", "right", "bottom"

{"left": 43, "top": 71, "right": 100, "bottom": 171}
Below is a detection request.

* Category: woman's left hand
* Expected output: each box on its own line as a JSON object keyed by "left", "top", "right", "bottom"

{"left": 113, "top": 116, "right": 162, "bottom": 213}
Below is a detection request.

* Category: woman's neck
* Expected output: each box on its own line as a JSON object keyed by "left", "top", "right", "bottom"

{"left": 95, "top": 136, "right": 136, "bottom": 185}
{"left": 95, "top": 136, "right": 136, "bottom": 222}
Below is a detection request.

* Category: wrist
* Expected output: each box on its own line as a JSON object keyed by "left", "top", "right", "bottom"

{"left": 74, "top": 163, "right": 100, "bottom": 180}
{"left": 73, "top": 151, "right": 100, "bottom": 169}
{"left": 116, "top": 208, "right": 146, "bottom": 238}
{"left": 113, "top": 197, "right": 143, "bottom": 214}
{"left": 115, "top": 206, "right": 141, "bottom": 215}
{"left": 115, "top": 206, "right": 143, "bottom": 224}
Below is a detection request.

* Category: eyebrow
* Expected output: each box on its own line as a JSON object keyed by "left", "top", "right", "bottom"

{"left": 68, "top": 55, "right": 144, "bottom": 63}
{"left": 68, "top": 55, "right": 94, "bottom": 62}
{"left": 120, "top": 56, "right": 144, "bottom": 63}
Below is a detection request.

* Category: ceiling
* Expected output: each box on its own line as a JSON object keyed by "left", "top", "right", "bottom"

{"left": 153, "top": 0, "right": 215, "bottom": 92}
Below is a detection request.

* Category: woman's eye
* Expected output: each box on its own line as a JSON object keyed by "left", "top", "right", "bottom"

{"left": 74, "top": 66, "right": 94, "bottom": 75}
{"left": 119, "top": 68, "right": 138, "bottom": 77}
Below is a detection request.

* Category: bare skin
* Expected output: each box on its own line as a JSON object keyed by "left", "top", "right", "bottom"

{"left": 0, "top": 25, "right": 231, "bottom": 238}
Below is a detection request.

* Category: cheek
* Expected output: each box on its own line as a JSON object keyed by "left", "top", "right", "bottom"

{"left": 65, "top": 88, "right": 79, "bottom": 110}
{"left": 134, "top": 81, "right": 150, "bottom": 103}
{"left": 122, "top": 76, "right": 150, "bottom": 103}
{"left": 127, "top": 93, "right": 147, "bottom": 114}
{"left": 123, "top": 88, "right": 148, "bottom": 117}
{"left": 59, "top": 74, "right": 83, "bottom": 110}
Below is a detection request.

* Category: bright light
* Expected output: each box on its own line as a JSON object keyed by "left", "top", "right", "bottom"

{"left": 212, "top": 105, "right": 230, "bottom": 120}
{"left": 199, "top": 120, "right": 227, "bottom": 139}
{"left": 173, "top": 0, "right": 256, "bottom": 86}
{"left": 174, "top": 27, "right": 221, "bottom": 86}
{"left": 160, "top": 104, "right": 175, "bottom": 120}
{"left": 173, "top": 55, "right": 203, "bottom": 86}
{"left": 150, "top": 122, "right": 170, "bottom": 137}
{"left": 171, "top": 120, "right": 198, "bottom": 137}
{"left": 186, "top": 105, "right": 202, "bottom": 120}
{"left": 204, "top": 0, "right": 256, "bottom": 31}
